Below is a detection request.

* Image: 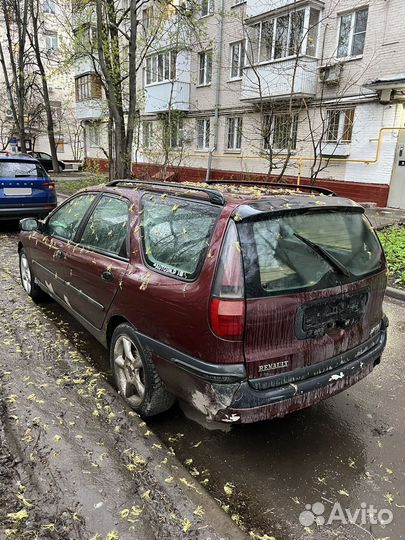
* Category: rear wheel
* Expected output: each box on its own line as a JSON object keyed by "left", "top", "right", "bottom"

{"left": 19, "top": 248, "right": 47, "bottom": 302}
{"left": 110, "top": 323, "right": 174, "bottom": 417}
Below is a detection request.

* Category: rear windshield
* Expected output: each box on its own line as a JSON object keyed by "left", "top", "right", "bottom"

{"left": 141, "top": 195, "right": 219, "bottom": 280}
{"left": 237, "top": 210, "right": 384, "bottom": 297}
{"left": 0, "top": 161, "right": 45, "bottom": 178}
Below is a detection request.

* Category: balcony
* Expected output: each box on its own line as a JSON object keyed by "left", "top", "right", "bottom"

{"left": 144, "top": 81, "right": 190, "bottom": 114}
{"left": 76, "top": 100, "right": 105, "bottom": 121}
{"left": 241, "top": 56, "right": 319, "bottom": 101}
{"left": 246, "top": 0, "right": 319, "bottom": 19}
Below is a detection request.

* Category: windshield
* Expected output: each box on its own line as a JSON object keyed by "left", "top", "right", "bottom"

{"left": 0, "top": 161, "right": 45, "bottom": 178}
{"left": 238, "top": 210, "right": 384, "bottom": 297}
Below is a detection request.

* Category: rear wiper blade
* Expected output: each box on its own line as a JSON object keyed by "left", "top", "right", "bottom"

{"left": 293, "top": 232, "right": 351, "bottom": 277}
{"left": 14, "top": 174, "right": 36, "bottom": 178}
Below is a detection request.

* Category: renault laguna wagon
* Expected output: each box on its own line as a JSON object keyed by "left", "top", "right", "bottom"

{"left": 18, "top": 180, "right": 388, "bottom": 423}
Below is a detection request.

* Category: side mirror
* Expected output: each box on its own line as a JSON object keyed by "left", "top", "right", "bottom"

{"left": 19, "top": 218, "right": 40, "bottom": 232}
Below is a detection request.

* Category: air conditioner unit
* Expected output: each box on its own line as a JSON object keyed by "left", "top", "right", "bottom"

{"left": 319, "top": 64, "right": 343, "bottom": 85}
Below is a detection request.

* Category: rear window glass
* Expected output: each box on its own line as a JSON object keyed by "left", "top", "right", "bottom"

{"left": 238, "top": 211, "right": 384, "bottom": 297}
{"left": 141, "top": 195, "right": 219, "bottom": 280}
{"left": 0, "top": 161, "right": 45, "bottom": 178}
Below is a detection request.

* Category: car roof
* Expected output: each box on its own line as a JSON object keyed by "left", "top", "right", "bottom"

{"left": 83, "top": 179, "right": 361, "bottom": 214}
{"left": 0, "top": 155, "right": 40, "bottom": 163}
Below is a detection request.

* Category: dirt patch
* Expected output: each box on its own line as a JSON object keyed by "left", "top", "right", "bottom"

{"left": 0, "top": 229, "right": 245, "bottom": 540}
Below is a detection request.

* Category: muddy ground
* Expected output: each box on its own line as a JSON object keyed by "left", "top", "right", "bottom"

{"left": 0, "top": 223, "right": 244, "bottom": 540}
{"left": 0, "top": 221, "right": 404, "bottom": 540}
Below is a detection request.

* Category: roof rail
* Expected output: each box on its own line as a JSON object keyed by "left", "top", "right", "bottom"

{"left": 106, "top": 179, "right": 225, "bottom": 206}
{"left": 206, "top": 179, "right": 336, "bottom": 197}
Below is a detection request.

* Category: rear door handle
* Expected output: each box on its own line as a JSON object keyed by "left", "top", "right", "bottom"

{"left": 101, "top": 270, "right": 114, "bottom": 282}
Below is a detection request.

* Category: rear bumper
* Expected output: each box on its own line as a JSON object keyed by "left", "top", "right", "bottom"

{"left": 145, "top": 317, "right": 388, "bottom": 424}
{"left": 215, "top": 322, "right": 388, "bottom": 423}
{"left": 0, "top": 203, "right": 57, "bottom": 220}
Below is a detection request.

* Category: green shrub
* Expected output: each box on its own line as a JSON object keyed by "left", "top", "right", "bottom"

{"left": 378, "top": 226, "right": 405, "bottom": 287}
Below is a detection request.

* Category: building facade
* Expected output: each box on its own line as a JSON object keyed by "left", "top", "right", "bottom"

{"left": 0, "top": 0, "right": 79, "bottom": 163}
{"left": 75, "top": 0, "right": 405, "bottom": 207}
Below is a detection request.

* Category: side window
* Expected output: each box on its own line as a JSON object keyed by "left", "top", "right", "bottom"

{"left": 142, "top": 196, "right": 219, "bottom": 280}
{"left": 79, "top": 195, "right": 129, "bottom": 257}
{"left": 47, "top": 194, "right": 96, "bottom": 240}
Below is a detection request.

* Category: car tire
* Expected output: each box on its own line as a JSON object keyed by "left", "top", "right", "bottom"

{"left": 19, "top": 248, "right": 48, "bottom": 302}
{"left": 110, "top": 323, "right": 175, "bottom": 417}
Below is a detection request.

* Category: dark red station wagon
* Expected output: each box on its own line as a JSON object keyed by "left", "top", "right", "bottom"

{"left": 18, "top": 180, "right": 388, "bottom": 423}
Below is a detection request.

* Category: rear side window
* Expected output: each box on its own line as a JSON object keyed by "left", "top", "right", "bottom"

{"left": 80, "top": 195, "right": 129, "bottom": 258}
{"left": 238, "top": 210, "right": 384, "bottom": 297}
{"left": 47, "top": 193, "right": 96, "bottom": 240}
{"left": 141, "top": 195, "right": 219, "bottom": 280}
{"left": 0, "top": 160, "right": 46, "bottom": 178}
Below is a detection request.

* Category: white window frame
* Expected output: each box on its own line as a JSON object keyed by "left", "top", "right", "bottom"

{"left": 88, "top": 123, "right": 101, "bottom": 147}
{"left": 336, "top": 7, "right": 368, "bottom": 59}
{"left": 325, "top": 108, "right": 355, "bottom": 143}
{"left": 200, "top": 0, "right": 213, "bottom": 17}
{"left": 263, "top": 113, "right": 299, "bottom": 151}
{"left": 43, "top": 0, "right": 56, "bottom": 13}
{"left": 142, "top": 6, "right": 154, "bottom": 31}
{"left": 198, "top": 50, "right": 212, "bottom": 86}
{"left": 226, "top": 117, "right": 242, "bottom": 151}
{"left": 230, "top": 41, "right": 245, "bottom": 80}
{"left": 143, "top": 121, "right": 154, "bottom": 149}
{"left": 145, "top": 50, "right": 177, "bottom": 86}
{"left": 196, "top": 118, "right": 210, "bottom": 150}
{"left": 247, "top": 7, "right": 320, "bottom": 65}
{"left": 45, "top": 31, "right": 58, "bottom": 51}
{"left": 168, "top": 117, "right": 184, "bottom": 149}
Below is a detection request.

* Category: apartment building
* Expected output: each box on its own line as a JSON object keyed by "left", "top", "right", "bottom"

{"left": 75, "top": 0, "right": 405, "bottom": 207}
{"left": 0, "top": 0, "right": 78, "bottom": 162}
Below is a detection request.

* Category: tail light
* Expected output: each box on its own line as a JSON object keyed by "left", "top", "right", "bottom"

{"left": 41, "top": 182, "right": 55, "bottom": 191}
{"left": 209, "top": 221, "right": 245, "bottom": 340}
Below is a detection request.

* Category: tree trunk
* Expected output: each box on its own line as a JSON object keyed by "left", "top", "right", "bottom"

{"left": 28, "top": 0, "right": 60, "bottom": 173}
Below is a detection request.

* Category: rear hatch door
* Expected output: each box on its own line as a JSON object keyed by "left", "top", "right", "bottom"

{"left": 0, "top": 159, "right": 53, "bottom": 206}
{"left": 236, "top": 203, "right": 386, "bottom": 385}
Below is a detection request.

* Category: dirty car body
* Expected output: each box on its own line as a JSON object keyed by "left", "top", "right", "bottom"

{"left": 18, "top": 180, "right": 388, "bottom": 423}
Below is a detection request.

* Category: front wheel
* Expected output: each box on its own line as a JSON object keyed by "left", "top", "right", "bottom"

{"left": 19, "top": 248, "right": 47, "bottom": 302}
{"left": 110, "top": 323, "right": 174, "bottom": 417}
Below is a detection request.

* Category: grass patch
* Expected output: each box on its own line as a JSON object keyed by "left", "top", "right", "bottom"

{"left": 55, "top": 176, "right": 107, "bottom": 196}
{"left": 378, "top": 225, "right": 405, "bottom": 289}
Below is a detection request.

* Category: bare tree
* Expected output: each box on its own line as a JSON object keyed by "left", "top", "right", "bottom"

{"left": 28, "top": 0, "right": 61, "bottom": 171}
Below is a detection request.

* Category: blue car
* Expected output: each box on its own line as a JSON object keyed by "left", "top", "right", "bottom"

{"left": 0, "top": 155, "right": 57, "bottom": 220}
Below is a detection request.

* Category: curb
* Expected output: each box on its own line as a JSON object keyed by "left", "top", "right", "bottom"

{"left": 385, "top": 286, "right": 405, "bottom": 302}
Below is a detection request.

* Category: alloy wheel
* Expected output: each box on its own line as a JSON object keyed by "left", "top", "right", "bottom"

{"left": 113, "top": 335, "right": 145, "bottom": 407}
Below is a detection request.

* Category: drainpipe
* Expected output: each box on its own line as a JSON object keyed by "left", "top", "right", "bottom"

{"left": 205, "top": 0, "right": 225, "bottom": 183}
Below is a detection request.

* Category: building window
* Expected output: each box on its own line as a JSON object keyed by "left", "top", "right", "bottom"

{"left": 247, "top": 7, "right": 320, "bottom": 64}
{"left": 56, "top": 136, "right": 65, "bottom": 153}
{"left": 45, "top": 31, "right": 58, "bottom": 51}
{"left": 263, "top": 113, "right": 298, "bottom": 150}
{"left": 75, "top": 74, "right": 102, "bottom": 101}
{"left": 87, "top": 123, "right": 101, "bottom": 147}
{"left": 196, "top": 118, "right": 210, "bottom": 150}
{"left": 201, "top": 0, "right": 213, "bottom": 17}
{"left": 226, "top": 117, "right": 242, "bottom": 151}
{"left": 164, "top": 117, "right": 183, "bottom": 149}
{"left": 337, "top": 8, "right": 368, "bottom": 58}
{"left": 43, "top": 0, "right": 55, "bottom": 13}
{"left": 145, "top": 51, "right": 176, "bottom": 85}
{"left": 142, "top": 6, "right": 154, "bottom": 31}
{"left": 143, "top": 121, "right": 153, "bottom": 148}
{"left": 198, "top": 50, "right": 212, "bottom": 86}
{"left": 326, "top": 109, "right": 354, "bottom": 142}
{"left": 230, "top": 41, "right": 245, "bottom": 79}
